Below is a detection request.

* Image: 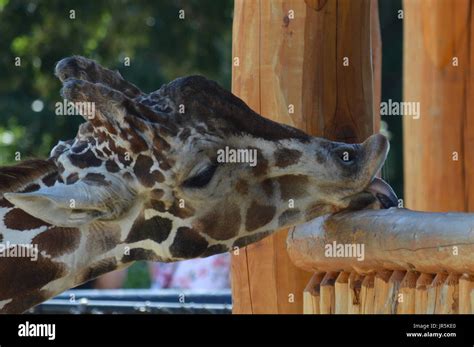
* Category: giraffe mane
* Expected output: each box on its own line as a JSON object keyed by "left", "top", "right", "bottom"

{"left": 0, "top": 159, "right": 57, "bottom": 195}
{"left": 163, "top": 75, "right": 311, "bottom": 142}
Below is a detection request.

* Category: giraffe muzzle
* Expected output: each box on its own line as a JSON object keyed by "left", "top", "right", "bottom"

{"left": 365, "top": 177, "right": 398, "bottom": 208}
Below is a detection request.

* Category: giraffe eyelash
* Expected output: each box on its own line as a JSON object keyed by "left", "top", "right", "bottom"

{"left": 182, "top": 164, "right": 218, "bottom": 188}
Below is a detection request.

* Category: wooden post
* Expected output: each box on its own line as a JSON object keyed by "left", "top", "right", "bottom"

{"left": 303, "top": 272, "right": 325, "bottom": 314}
{"left": 403, "top": 0, "right": 474, "bottom": 212}
{"left": 348, "top": 272, "right": 363, "bottom": 314}
{"left": 426, "top": 273, "right": 448, "bottom": 314}
{"left": 360, "top": 274, "right": 375, "bottom": 314}
{"left": 231, "top": 0, "right": 381, "bottom": 314}
{"left": 320, "top": 272, "right": 338, "bottom": 314}
{"left": 335, "top": 272, "right": 350, "bottom": 314}
{"left": 438, "top": 273, "right": 460, "bottom": 314}
{"left": 374, "top": 270, "right": 392, "bottom": 313}
{"left": 397, "top": 271, "right": 419, "bottom": 314}
{"left": 386, "top": 270, "right": 405, "bottom": 314}
{"left": 459, "top": 274, "right": 474, "bottom": 313}
{"left": 415, "top": 273, "right": 435, "bottom": 314}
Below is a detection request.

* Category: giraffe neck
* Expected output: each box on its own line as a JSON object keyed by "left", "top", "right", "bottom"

{"left": 0, "top": 161, "right": 153, "bottom": 313}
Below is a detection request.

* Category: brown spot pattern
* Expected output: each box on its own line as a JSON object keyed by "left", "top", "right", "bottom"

{"left": 0, "top": 197, "right": 13, "bottom": 208}
{"left": 66, "top": 172, "right": 79, "bottom": 184}
{"left": 277, "top": 175, "right": 310, "bottom": 200}
{"left": 105, "top": 160, "right": 120, "bottom": 173}
{"left": 233, "top": 230, "right": 273, "bottom": 249}
{"left": 32, "top": 227, "right": 81, "bottom": 257}
{"left": 121, "top": 248, "right": 164, "bottom": 263}
{"left": 197, "top": 203, "right": 241, "bottom": 240}
{"left": 235, "top": 179, "right": 249, "bottom": 195}
{"left": 125, "top": 215, "right": 172, "bottom": 244}
{"left": 0, "top": 250, "right": 65, "bottom": 302}
{"left": 150, "top": 199, "right": 166, "bottom": 212}
{"left": 245, "top": 201, "right": 276, "bottom": 232}
{"left": 133, "top": 154, "right": 157, "bottom": 187}
{"left": 3, "top": 289, "right": 49, "bottom": 314}
{"left": 169, "top": 227, "right": 209, "bottom": 258}
{"left": 68, "top": 149, "right": 102, "bottom": 168}
{"left": 84, "top": 172, "right": 109, "bottom": 186}
{"left": 278, "top": 209, "right": 301, "bottom": 226}
{"left": 4, "top": 208, "right": 50, "bottom": 230}
{"left": 274, "top": 148, "right": 302, "bottom": 168}
{"left": 261, "top": 178, "right": 274, "bottom": 197}
{"left": 71, "top": 141, "right": 88, "bottom": 153}
{"left": 150, "top": 188, "right": 164, "bottom": 200}
{"left": 252, "top": 152, "right": 269, "bottom": 176}
{"left": 42, "top": 172, "right": 58, "bottom": 187}
{"left": 168, "top": 199, "right": 195, "bottom": 219}
{"left": 200, "top": 244, "right": 228, "bottom": 258}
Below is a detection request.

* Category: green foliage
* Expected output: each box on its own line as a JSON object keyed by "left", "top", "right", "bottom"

{"left": 0, "top": 119, "right": 26, "bottom": 162}
{"left": 379, "top": 0, "right": 403, "bottom": 199}
{"left": 0, "top": 0, "right": 233, "bottom": 164}
{"left": 123, "top": 262, "right": 151, "bottom": 289}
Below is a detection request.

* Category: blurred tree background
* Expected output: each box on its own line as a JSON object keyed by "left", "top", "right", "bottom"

{"left": 0, "top": 0, "right": 233, "bottom": 165}
{"left": 379, "top": 0, "right": 403, "bottom": 203}
{"left": 0, "top": 0, "right": 233, "bottom": 287}
{"left": 0, "top": 0, "right": 403, "bottom": 287}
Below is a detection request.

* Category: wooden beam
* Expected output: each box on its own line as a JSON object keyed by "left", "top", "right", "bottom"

{"left": 287, "top": 208, "right": 474, "bottom": 273}
{"left": 403, "top": 0, "right": 474, "bottom": 212}
{"left": 231, "top": 0, "right": 380, "bottom": 313}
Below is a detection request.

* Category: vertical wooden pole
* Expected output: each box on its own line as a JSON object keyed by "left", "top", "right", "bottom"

{"left": 303, "top": 272, "right": 325, "bottom": 314}
{"left": 231, "top": 0, "right": 381, "bottom": 313}
{"left": 403, "top": 0, "right": 474, "bottom": 212}
{"left": 415, "top": 273, "right": 435, "bottom": 314}
{"left": 348, "top": 272, "right": 363, "bottom": 314}
{"left": 374, "top": 270, "right": 392, "bottom": 313}
{"left": 459, "top": 274, "right": 474, "bottom": 313}
{"left": 397, "top": 271, "right": 419, "bottom": 314}
{"left": 426, "top": 273, "right": 448, "bottom": 314}
{"left": 320, "top": 272, "right": 338, "bottom": 314}
{"left": 360, "top": 274, "right": 375, "bottom": 314}
{"left": 335, "top": 272, "right": 350, "bottom": 314}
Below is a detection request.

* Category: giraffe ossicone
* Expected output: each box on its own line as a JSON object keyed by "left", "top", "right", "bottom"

{"left": 0, "top": 56, "right": 397, "bottom": 313}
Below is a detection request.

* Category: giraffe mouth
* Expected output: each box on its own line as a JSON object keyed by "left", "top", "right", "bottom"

{"left": 365, "top": 177, "right": 398, "bottom": 209}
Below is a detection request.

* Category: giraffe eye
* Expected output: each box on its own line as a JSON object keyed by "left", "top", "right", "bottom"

{"left": 183, "top": 164, "right": 218, "bottom": 188}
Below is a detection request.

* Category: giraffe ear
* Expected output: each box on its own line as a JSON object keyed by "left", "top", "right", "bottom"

{"left": 4, "top": 178, "right": 135, "bottom": 227}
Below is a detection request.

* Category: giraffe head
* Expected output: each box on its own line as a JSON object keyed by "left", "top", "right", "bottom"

{"left": 4, "top": 56, "right": 397, "bottom": 261}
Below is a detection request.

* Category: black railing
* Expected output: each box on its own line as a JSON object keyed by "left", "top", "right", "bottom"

{"left": 29, "top": 289, "right": 232, "bottom": 314}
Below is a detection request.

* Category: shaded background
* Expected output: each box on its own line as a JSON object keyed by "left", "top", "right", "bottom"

{"left": 0, "top": 0, "right": 403, "bottom": 287}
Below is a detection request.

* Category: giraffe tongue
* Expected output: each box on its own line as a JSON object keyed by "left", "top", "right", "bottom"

{"left": 366, "top": 177, "right": 398, "bottom": 209}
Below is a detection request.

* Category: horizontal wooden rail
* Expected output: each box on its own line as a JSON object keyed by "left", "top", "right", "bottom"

{"left": 288, "top": 208, "right": 474, "bottom": 274}
{"left": 287, "top": 208, "right": 474, "bottom": 314}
